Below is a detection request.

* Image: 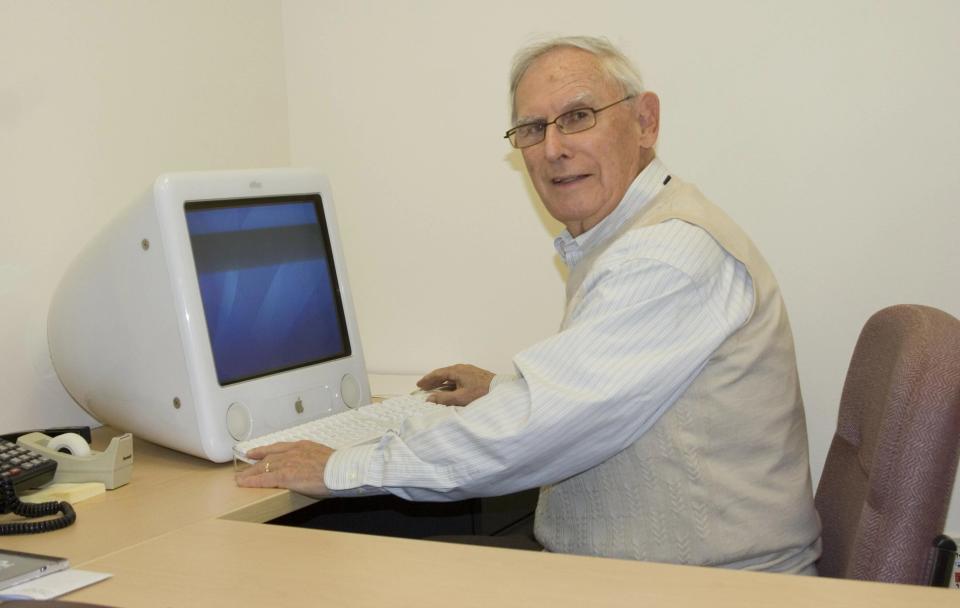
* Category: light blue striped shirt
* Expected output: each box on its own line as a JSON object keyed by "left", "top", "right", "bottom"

{"left": 325, "top": 159, "right": 754, "bottom": 498}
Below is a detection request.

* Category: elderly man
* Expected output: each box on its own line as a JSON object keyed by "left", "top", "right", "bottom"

{"left": 237, "top": 36, "right": 822, "bottom": 575}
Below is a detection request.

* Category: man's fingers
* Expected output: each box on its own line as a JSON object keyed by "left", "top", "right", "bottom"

{"left": 235, "top": 468, "right": 277, "bottom": 486}
{"left": 417, "top": 367, "right": 458, "bottom": 389}
{"left": 427, "top": 389, "right": 474, "bottom": 407}
{"left": 234, "top": 442, "right": 334, "bottom": 498}
{"left": 235, "top": 458, "right": 277, "bottom": 485}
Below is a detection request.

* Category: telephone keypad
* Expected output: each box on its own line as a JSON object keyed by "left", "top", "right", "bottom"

{"left": 0, "top": 438, "right": 57, "bottom": 492}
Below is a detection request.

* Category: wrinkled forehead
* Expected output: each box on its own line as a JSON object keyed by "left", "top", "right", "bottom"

{"left": 514, "top": 48, "right": 620, "bottom": 122}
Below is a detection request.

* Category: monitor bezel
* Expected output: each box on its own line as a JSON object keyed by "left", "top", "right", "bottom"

{"left": 152, "top": 170, "right": 370, "bottom": 458}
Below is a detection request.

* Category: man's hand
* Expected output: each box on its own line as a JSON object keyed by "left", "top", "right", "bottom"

{"left": 234, "top": 440, "right": 334, "bottom": 498}
{"left": 417, "top": 364, "right": 495, "bottom": 406}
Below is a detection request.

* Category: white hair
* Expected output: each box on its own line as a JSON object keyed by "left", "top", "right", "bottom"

{"left": 509, "top": 36, "right": 645, "bottom": 124}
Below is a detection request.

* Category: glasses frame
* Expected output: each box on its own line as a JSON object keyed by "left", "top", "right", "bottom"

{"left": 504, "top": 95, "right": 635, "bottom": 149}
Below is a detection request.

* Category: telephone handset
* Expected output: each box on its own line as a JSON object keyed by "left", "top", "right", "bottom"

{"left": 0, "top": 438, "right": 76, "bottom": 535}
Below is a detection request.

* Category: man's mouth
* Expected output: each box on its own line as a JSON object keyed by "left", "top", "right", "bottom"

{"left": 551, "top": 174, "right": 589, "bottom": 185}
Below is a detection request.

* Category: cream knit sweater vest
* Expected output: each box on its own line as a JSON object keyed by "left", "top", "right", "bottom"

{"left": 534, "top": 178, "right": 822, "bottom": 573}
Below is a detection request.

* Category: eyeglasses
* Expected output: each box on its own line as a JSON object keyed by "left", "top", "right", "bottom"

{"left": 504, "top": 95, "right": 635, "bottom": 149}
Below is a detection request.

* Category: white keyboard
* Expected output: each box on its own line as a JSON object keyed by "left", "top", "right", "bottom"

{"left": 233, "top": 394, "right": 448, "bottom": 463}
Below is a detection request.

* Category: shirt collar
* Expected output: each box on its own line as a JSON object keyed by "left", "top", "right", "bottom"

{"left": 554, "top": 158, "right": 670, "bottom": 268}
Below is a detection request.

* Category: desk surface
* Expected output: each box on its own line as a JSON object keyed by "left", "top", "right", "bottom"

{"left": 65, "top": 518, "right": 955, "bottom": 608}
{"left": 1, "top": 428, "right": 314, "bottom": 566}
{"left": 2, "top": 376, "right": 956, "bottom": 606}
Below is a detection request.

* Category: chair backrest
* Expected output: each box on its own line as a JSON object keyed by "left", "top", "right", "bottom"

{"left": 815, "top": 304, "right": 960, "bottom": 584}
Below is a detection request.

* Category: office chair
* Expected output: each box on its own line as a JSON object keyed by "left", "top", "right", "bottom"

{"left": 815, "top": 304, "right": 960, "bottom": 585}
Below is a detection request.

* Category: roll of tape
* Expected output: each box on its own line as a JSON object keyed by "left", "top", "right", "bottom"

{"left": 47, "top": 432, "right": 91, "bottom": 457}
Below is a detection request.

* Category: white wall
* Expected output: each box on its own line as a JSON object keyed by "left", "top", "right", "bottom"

{"left": 281, "top": 0, "right": 960, "bottom": 532}
{"left": 0, "top": 1, "right": 290, "bottom": 431}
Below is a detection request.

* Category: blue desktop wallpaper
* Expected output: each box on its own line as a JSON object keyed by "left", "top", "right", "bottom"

{"left": 185, "top": 199, "right": 349, "bottom": 385}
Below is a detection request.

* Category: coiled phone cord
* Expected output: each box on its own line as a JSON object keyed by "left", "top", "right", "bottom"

{"left": 0, "top": 478, "right": 76, "bottom": 535}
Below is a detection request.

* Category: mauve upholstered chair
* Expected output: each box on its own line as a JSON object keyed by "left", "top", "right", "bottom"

{"left": 815, "top": 304, "right": 960, "bottom": 585}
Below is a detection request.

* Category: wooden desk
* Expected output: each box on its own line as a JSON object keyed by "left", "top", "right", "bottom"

{"left": 0, "top": 374, "right": 412, "bottom": 564}
{"left": 3, "top": 385, "right": 957, "bottom": 606}
{"left": 0, "top": 428, "right": 315, "bottom": 565}
{"left": 59, "top": 519, "right": 960, "bottom": 607}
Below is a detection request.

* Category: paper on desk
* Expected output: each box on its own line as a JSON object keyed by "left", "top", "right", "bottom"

{"left": 21, "top": 482, "right": 107, "bottom": 505}
{"left": 0, "top": 569, "right": 111, "bottom": 600}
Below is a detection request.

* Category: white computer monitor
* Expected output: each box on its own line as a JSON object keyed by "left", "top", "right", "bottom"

{"left": 47, "top": 169, "right": 370, "bottom": 462}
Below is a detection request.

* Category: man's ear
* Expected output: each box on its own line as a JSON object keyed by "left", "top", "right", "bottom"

{"left": 634, "top": 92, "right": 660, "bottom": 148}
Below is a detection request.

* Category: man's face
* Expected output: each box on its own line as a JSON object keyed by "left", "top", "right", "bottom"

{"left": 514, "top": 48, "right": 658, "bottom": 236}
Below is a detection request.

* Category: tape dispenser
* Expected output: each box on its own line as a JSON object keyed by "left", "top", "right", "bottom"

{"left": 17, "top": 432, "right": 133, "bottom": 489}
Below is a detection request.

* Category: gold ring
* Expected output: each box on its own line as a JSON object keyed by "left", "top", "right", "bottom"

{"left": 264, "top": 462, "right": 271, "bottom": 474}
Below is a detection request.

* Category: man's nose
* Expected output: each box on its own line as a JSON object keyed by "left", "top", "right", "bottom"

{"left": 542, "top": 124, "right": 570, "bottom": 161}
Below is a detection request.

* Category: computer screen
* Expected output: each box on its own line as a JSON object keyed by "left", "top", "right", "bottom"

{"left": 185, "top": 196, "right": 350, "bottom": 385}
{"left": 47, "top": 169, "right": 370, "bottom": 462}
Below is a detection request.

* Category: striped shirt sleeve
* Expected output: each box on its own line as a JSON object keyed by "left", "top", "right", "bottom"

{"left": 325, "top": 220, "right": 754, "bottom": 500}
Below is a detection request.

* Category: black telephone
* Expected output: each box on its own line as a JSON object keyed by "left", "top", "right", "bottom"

{"left": 0, "top": 437, "right": 76, "bottom": 535}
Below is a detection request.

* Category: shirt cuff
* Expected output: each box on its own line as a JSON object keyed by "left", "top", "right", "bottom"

{"left": 489, "top": 373, "right": 518, "bottom": 390}
{"left": 323, "top": 442, "right": 389, "bottom": 498}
